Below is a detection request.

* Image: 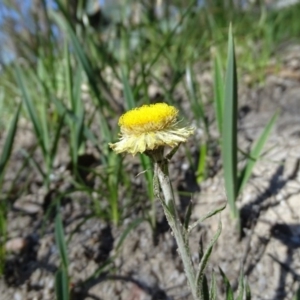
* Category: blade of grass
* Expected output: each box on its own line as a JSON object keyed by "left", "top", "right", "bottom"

{"left": 237, "top": 111, "right": 278, "bottom": 195}
{"left": 37, "top": 60, "right": 51, "bottom": 172}
{"left": 0, "top": 103, "right": 21, "bottom": 181}
{"left": 55, "top": 268, "right": 69, "bottom": 300}
{"left": 121, "top": 68, "right": 136, "bottom": 110}
{"left": 222, "top": 24, "right": 238, "bottom": 219}
{"left": 210, "top": 271, "right": 217, "bottom": 300}
{"left": 50, "top": 114, "right": 66, "bottom": 162}
{"left": 50, "top": 11, "right": 113, "bottom": 145}
{"left": 189, "top": 202, "right": 226, "bottom": 233}
{"left": 245, "top": 280, "right": 252, "bottom": 300}
{"left": 14, "top": 66, "right": 46, "bottom": 157}
{"left": 196, "top": 143, "right": 207, "bottom": 184}
{"left": 107, "top": 152, "right": 122, "bottom": 225}
{"left": 115, "top": 218, "right": 144, "bottom": 253}
{"left": 185, "top": 64, "right": 205, "bottom": 126}
{"left": 20, "top": 148, "right": 46, "bottom": 181}
{"left": 201, "top": 275, "right": 210, "bottom": 300}
{"left": 213, "top": 50, "right": 224, "bottom": 136}
{"left": 55, "top": 209, "right": 69, "bottom": 269}
{"left": 219, "top": 267, "right": 234, "bottom": 300}
{"left": 196, "top": 220, "right": 222, "bottom": 298}
{"left": 50, "top": 10, "right": 119, "bottom": 113}
{"left": 236, "top": 269, "right": 245, "bottom": 300}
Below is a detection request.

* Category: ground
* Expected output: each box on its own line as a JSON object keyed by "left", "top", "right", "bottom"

{"left": 0, "top": 44, "right": 300, "bottom": 300}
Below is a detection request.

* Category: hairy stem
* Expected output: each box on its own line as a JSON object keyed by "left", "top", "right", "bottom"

{"left": 153, "top": 156, "right": 198, "bottom": 300}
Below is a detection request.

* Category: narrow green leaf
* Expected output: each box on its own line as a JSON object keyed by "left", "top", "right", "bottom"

{"left": 55, "top": 211, "right": 69, "bottom": 269}
{"left": 85, "top": 258, "right": 114, "bottom": 284}
{"left": 50, "top": 114, "right": 66, "bottom": 162}
{"left": 55, "top": 267, "right": 69, "bottom": 300}
{"left": 222, "top": 24, "right": 238, "bottom": 218}
{"left": 75, "top": 109, "right": 85, "bottom": 156}
{"left": 73, "top": 67, "right": 83, "bottom": 115}
{"left": 14, "top": 66, "right": 46, "bottom": 156}
{"left": 210, "top": 271, "right": 217, "bottom": 300}
{"left": 237, "top": 111, "right": 279, "bottom": 195}
{"left": 0, "top": 104, "right": 21, "bottom": 179}
{"left": 50, "top": 96, "right": 99, "bottom": 150}
{"left": 122, "top": 68, "right": 135, "bottom": 110}
{"left": 115, "top": 218, "right": 144, "bottom": 253}
{"left": 236, "top": 269, "right": 245, "bottom": 300}
{"left": 64, "top": 40, "right": 74, "bottom": 112}
{"left": 50, "top": 11, "right": 112, "bottom": 141}
{"left": 196, "top": 143, "right": 207, "bottom": 184}
{"left": 36, "top": 61, "right": 50, "bottom": 164}
{"left": 201, "top": 275, "right": 210, "bottom": 300}
{"left": 51, "top": 11, "right": 101, "bottom": 105}
{"left": 213, "top": 50, "right": 224, "bottom": 135}
{"left": 185, "top": 64, "right": 205, "bottom": 126}
{"left": 245, "top": 281, "right": 252, "bottom": 300}
{"left": 196, "top": 220, "right": 222, "bottom": 297}
{"left": 219, "top": 267, "right": 234, "bottom": 300}
{"left": 189, "top": 202, "right": 226, "bottom": 232}
{"left": 20, "top": 148, "right": 46, "bottom": 180}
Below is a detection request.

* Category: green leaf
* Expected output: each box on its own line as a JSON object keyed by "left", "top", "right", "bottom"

{"left": 196, "top": 143, "right": 207, "bottom": 184}
{"left": 222, "top": 24, "right": 238, "bottom": 219}
{"left": 14, "top": 66, "right": 46, "bottom": 156}
{"left": 237, "top": 111, "right": 278, "bottom": 195}
{"left": 122, "top": 68, "right": 136, "bottom": 110}
{"left": 55, "top": 267, "right": 69, "bottom": 300}
{"left": 185, "top": 64, "right": 205, "bottom": 126}
{"left": 189, "top": 202, "right": 226, "bottom": 232}
{"left": 210, "top": 271, "right": 217, "bottom": 300}
{"left": 201, "top": 275, "right": 210, "bottom": 300}
{"left": 213, "top": 50, "right": 224, "bottom": 136}
{"left": 50, "top": 114, "right": 66, "bottom": 163}
{"left": 115, "top": 218, "right": 144, "bottom": 253}
{"left": 196, "top": 220, "right": 222, "bottom": 297}
{"left": 0, "top": 104, "right": 21, "bottom": 180}
{"left": 245, "top": 281, "right": 252, "bottom": 300}
{"left": 219, "top": 267, "right": 234, "bottom": 300}
{"left": 50, "top": 11, "right": 112, "bottom": 142}
{"left": 236, "top": 269, "right": 245, "bottom": 300}
{"left": 55, "top": 211, "right": 69, "bottom": 269}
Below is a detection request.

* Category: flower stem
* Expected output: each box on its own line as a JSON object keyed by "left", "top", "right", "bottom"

{"left": 154, "top": 159, "right": 199, "bottom": 300}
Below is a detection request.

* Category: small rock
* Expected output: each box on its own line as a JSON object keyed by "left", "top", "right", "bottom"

{"left": 5, "top": 237, "right": 27, "bottom": 252}
{"left": 13, "top": 195, "right": 41, "bottom": 214}
{"left": 13, "top": 292, "right": 22, "bottom": 300}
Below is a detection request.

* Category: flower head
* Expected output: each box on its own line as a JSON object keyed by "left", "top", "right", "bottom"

{"left": 109, "top": 103, "right": 194, "bottom": 155}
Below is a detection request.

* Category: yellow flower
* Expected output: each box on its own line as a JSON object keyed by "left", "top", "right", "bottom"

{"left": 109, "top": 103, "right": 194, "bottom": 155}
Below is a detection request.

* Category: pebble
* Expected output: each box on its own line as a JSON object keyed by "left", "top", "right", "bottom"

{"left": 13, "top": 196, "right": 41, "bottom": 214}
{"left": 5, "top": 237, "right": 27, "bottom": 252}
{"left": 13, "top": 292, "right": 22, "bottom": 300}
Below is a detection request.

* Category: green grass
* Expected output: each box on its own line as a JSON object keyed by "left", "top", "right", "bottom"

{"left": 1, "top": 0, "right": 300, "bottom": 298}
